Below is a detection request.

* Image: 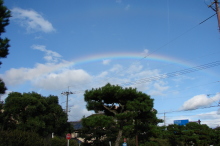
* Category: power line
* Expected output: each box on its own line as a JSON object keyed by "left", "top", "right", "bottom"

{"left": 158, "top": 103, "right": 220, "bottom": 115}
{"left": 158, "top": 111, "right": 220, "bottom": 126}
{"left": 179, "top": 81, "right": 219, "bottom": 92}
{"left": 122, "top": 61, "right": 220, "bottom": 86}
{"left": 57, "top": 13, "right": 218, "bottom": 99}
{"left": 162, "top": 113, "right": 220, "bottom": 117}
{"left": 157, "top": 92, "right": 220, "bottom": 125}
{"left": 62, "top": 61, "right": 220, "bottom": 95}
{"left": 153, "top": 81, "right": 220, "bottom": 101}
{"left": 98, "top": 14, "right": 217, "bottom": 86}
{"left": 199, "top": 13, "right": 217, "bottom": 24}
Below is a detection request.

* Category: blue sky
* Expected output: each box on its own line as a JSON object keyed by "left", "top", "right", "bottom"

{"left": 1, "top": 0, "right": 220, "bottom": 127}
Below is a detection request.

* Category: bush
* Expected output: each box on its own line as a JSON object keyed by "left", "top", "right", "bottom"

{"left": 51, "top": 136, "right": 78, "bottom": 146}
{"left": 0, "top": 130, "right": 48, "bottom": 146}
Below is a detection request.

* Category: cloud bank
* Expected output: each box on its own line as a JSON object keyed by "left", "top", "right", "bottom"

{"left": 0, "top": 48, "right": 173, "bottom": 121}
{"left": 11, "top": 7, "right": 55, "bottom": 33}
{"left": 181, "top": 93, "right": 220, "bottom": 110}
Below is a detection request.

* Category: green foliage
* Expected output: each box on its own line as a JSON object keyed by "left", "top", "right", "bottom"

{"left": 148, "top": 138, "right": 170, "bottom": 146}
{"left": 2, "top": 92, "right": 73, "bottom": 137}
{"left": 165, "top": 123, "right": 215, "bottom": 146}
{"left": 0, "top": 0, "right": 10, "bottom": 62}
{"left": 51, "top": 136, "right": 77, "bottom": 146}
{"left": 0, "top": 0, "right": 10, "bottom": 33}
{"left": 184, "top": 122, "right": 213, "bottom": 145}
{"left": 166, "top": 124, "right": 185, "bottom": 146}
{"left": 0, "top": 129, "right": 49, "bottom": 146}
{"left": 0, "top": 79, "right": 6, "bottom": 94}
{"left": 80, "top": 114, "right": 117, "bottom": 145}
{"left": 84, "top": 83, "right": 162, "bottom": 146}
{"left": 212, "top": 126, "right": 220, "bottom": 145}
{"left": 0, "top": 0, "right": 11, "bottom": 94}
{"left": 83, "top": 83, "right": 220, "bottom": 146}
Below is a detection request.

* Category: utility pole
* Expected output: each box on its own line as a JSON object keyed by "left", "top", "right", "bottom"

{"left": 164, "top": 112, "right": 166, "bottom": 126}
{"left": 61, "top": 87, "right": 73, "bottom": 120}
{"left": 209, "top": 0, "right": 220, "bottom": 32}
{"left": 215, "top": 0, "right": 220, "bottom": 32}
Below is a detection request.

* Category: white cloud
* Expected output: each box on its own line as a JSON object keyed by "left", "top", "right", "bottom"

{"left": 125, "top": 4, "right": 130, "bottom": 10}
{"left": 181, "top": 93, "right": 220, "bottom": 110}
{"left": 102, "top": 59, "right": 111, "bottom": 65}
{"left": 33, "top": 69, "right": 92, "bottom": 90}
{"left": 34, "top": 36, "right": 43, "bottom": 39}
{"left": 140, "top": 49, "right": 150, "bottom": 57}
{"left": 120, "top": 66, "right": 163, "bottom": 92}
{"left": 11, "top": 7, "right": 55, "bottom": 33}
{"left": 0, "top": 50, "right": 169, "bottom": 96}
{"left": 0, "top": 62, "right": 92, "bottom": 91}
{"left": 217, "top": 109, "right": 220, "bottom": 115}
{"left": 110, "top": 64, "right": 123, "bottom": 73}
{"left": 102, "top": 64, "right": 169, "bottom": 94}
{"left": 144, "top": 49, "right": 149, "bottom": 55}
{"left": 32, "top": 45, "right": 62, "bottom": 63}
{"left": 129, "top": 82, "right": 151, "bottom": 92}
{"left": 126, "top": 63, "right": 143, "bottom": 74}
{"left": 129, "top": 69, "right": 161, "bottom": 84}
{"left": 116, "top": 0, "right": 122, "bottom": 3}
{"left": 0, "top": 90, "right": 12, "bottom": 102}
{"left": 149, "top": 81, "right": 169, "bottom": 96}
{"left": 97, "top": 71, "right": 108, "bottom": 78}
{"left": 0, "top": 45, "right": 92, "bottom": 91}
{"left": 0, "top": 50, "right": 181, "bottom": 122}
{"left": 68, "top": 95, "right": 94, "bottom": 121}
{"left": 160, "top": 111, "right": 220, "bottom": 128}
{"left": 197, "top": 111, "right": 220, "bottom": 128}
{"left": 1, "top": 62, "right": 70, "bottom": 86}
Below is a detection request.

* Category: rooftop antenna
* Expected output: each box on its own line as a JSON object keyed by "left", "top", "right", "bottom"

{"left": 208, "top": 0, "right": 220, "bottom": 32}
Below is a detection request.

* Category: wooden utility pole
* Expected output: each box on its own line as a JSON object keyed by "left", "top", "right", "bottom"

{"left": 164, "top": 112, "right": 166, "bottom": 126}
{"left": 209, "top": 0, "right": 220, "bottom": 32}
{"left": 215, "top": 0, "right": 220, "bottom": 31}
{"left": 62, "top": 87, "right": 73, "bottom": 120}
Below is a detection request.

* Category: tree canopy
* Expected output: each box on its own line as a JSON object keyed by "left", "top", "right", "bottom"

{"left": 0, "top": 0, "right": 11, "bottom": 94}
{"left": 80, "top": 114, "right": 117, "bottom": 145}
{"left": 1, "top": 92, "right": 73, "bottom": 137}
{"left": 84, "top": 83, "right": 162, "bottom": 146}
{"left": 165, "top": 122, "right": 215, "bottom": 146}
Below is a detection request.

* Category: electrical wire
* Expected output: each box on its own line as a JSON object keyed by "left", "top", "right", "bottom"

{"left": 61, "top": 12, "right": 219, "bottom": 116}
{"left": 159, "top": 113, "right": 220, "bottom": 118}
{"left": 63, "top": 61, "right": 220, "bottom": 95}
{"left": 158, "top": 103, "right": 220, "bottom": 115}
{"left": 97, "top": 13, "right": 217, "bottom": 87}
{"left": 122, "top": 61, "right": 220, "bottom": 86}
{"left": 144, "top": 15, "right": 216, "bottom": 59}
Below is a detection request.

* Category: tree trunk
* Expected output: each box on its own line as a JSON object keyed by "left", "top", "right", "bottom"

{"left": 136, "top": 134, "right": 138, "bottom": 146}
{"left": 115, "top": 130, "right": 122, "bottom": 146}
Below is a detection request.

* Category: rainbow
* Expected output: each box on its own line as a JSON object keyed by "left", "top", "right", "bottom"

{"left": 62, "top": 52, "right": 219, "bottom": 78}
{"left": 69, "top": 52, "right": 194, "bottom": 68}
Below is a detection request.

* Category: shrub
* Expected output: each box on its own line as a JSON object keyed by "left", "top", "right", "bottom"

{"left": 51, "top": 136, "right": 78, "bottom": 146}
{"left": 0, "top": 130, "right": 48, "bottom": 146}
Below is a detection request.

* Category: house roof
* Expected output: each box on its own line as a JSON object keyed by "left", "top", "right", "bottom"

{"left": 69, "top": 121, "right": 82, "bottom": 130}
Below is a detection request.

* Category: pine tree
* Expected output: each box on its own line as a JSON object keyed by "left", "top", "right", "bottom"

{"left": 0, "top": 0, "right": 11, "bottom": 94}
{"left": 84, "top": 83, "right": 162, "bottom": 146}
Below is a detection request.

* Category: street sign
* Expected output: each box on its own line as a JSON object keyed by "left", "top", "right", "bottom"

{"left": 124, "top": 138, "right": 126, "bottom": 142}
{"left": 122, "top": 138, "right": 127, "bottom": 146}
{"left": 66, "top": 133, "right": 71, "bottom": 140}
{"left": 174, "top": 119, "right": 189, "bottom": 126}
